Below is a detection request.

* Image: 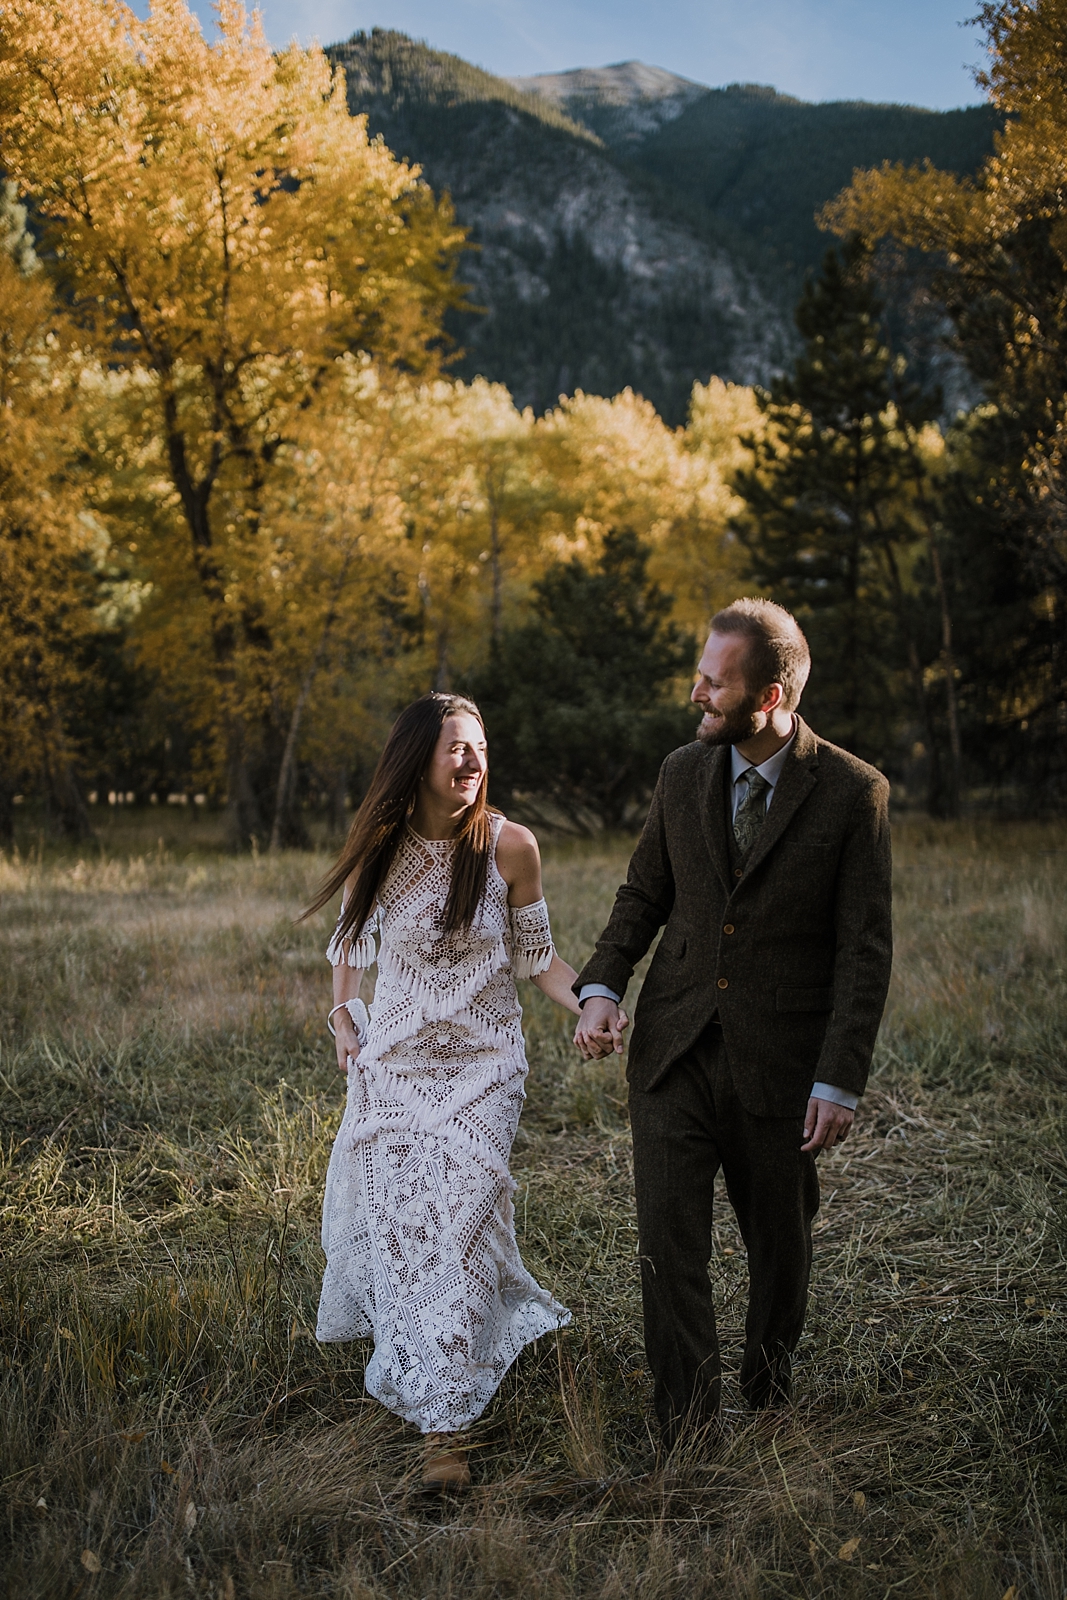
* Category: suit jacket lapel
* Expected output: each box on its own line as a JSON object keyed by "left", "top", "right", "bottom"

{"left": 697, "top": 743, "right": 732, "bottom": 893}
{"left": 742, "top": 718, "right": 819, "bottom": 877}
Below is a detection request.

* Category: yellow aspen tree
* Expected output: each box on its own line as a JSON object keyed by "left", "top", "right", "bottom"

{"left": 820, "top": 0, "right": 1067, "bottom": 499}
{"left": 0, "top": 0, "right": 466, "bottom": 845}
{"left": 390, "top": 379, "right": 542, "bottom": 688}
{"left": 536, "top": 385, "right": 754, "bottom": 645}
{"left": 673, "top": 378, "right": 765, "bottom": 636}
{"left": 0, "top": 190, "right": 100, "bottom": 841}
{"left": 258, "top": 360, "right": 413, "bottom": 848}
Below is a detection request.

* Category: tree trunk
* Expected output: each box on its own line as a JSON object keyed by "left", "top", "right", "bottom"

{"left": 434, "top": 630, "right": 450, "bottom": 691}
{"left": 875, "top": 520, "right": 946, "bottom": 816}
{"left": 268, "top": 537, "right": 363, "bottom": 852}
{"left": 224, "top": 717, "right": 264, "bottom": 850}
{"left": 328, "top": 766, "right": 349, "bottom": 840}
{"left": 926, "top": 534, "right": 962, "bottom": 817}
{"left": 270, "top": 662, "right": 320, "bottom": 852}
{"left": 0, "top": 786, "right": 14, "bottom": 848}
{"left": 901, "top": 425, "right": 962, "bottom": 816}
{"left": 44, "top": 752, "right": 94, "bottom": 842}
{"left": 844, "top": 537, "right": 861, "bottom": 747}
{"left": 163, "top": 395, "right": 265, "bottom": 850}
{"left": 488, "top": 498, "right": 503, "bottom": 644}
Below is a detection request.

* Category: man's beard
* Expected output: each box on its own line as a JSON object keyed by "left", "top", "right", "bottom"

{"left": 696, "top": 694, "right": 763, "bottom": 747}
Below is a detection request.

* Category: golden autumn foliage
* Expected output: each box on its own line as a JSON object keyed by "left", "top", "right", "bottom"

{"left": 818, "top": 0, "right": 1066, "bottom": 793}
{"left": 0, "top": 0, "right": 763, "bottom": 841}
{"left": 0, "top": 193, "right": 104, "bottom": 841}
{"left": 0, "top": 0, "right": 467, "bottom": 843}
{"left": 386, "top": 379, "right": 546, "bottom": 686}
{"left": 127, "top": 371, "right": 756, "bottom": 830}
{"left": 824, "top": 0, "right": 1067, "bottom": 253}
{"left": 820, "top": 0, "right": 1067, "bottom": 413}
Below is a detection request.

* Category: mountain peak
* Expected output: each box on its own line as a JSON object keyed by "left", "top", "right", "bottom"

{"left": 331, "top": 30, "right": 602, "bottom": 146}
{"left": 507, "top": 61, "right": 707, "bottom": 107}
{"left": 509, "top": 60, "right": 710, "bottom": 144}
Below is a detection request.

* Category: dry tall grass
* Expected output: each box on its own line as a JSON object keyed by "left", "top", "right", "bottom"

{"left": 1, "top": 816, "right": 1065, "bottom": 1597}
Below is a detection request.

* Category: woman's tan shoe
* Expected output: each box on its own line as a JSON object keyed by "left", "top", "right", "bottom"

{"left": 422, "top": 1435, "right": 471, "bottom": 1490}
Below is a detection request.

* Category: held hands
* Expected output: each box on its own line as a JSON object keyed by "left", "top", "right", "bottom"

{"left": 574, "top": 996, "right": 630, "bottom": 1060}
{"left": 801, "top": 1096, "right": 854, "bottom": 1154}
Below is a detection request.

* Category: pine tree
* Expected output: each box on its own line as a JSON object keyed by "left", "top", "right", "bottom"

{"left": 731, "top": 238, "right": 953, "bottom": 805}
{"left": 823, "top": 0, "right": 1067, "bottom": 801}
{"left": 471, "top": 530, "right": 694, "bottom": 830}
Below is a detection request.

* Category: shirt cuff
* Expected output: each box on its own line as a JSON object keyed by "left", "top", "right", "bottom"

{"left": 578, "top": 983, "right": 621, "bottom": 1007}
{"left": 810, "top": 1082, "right": 860, "bottom": 1110}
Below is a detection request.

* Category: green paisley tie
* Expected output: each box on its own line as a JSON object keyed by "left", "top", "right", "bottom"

{"left": 733, "top": 769, "right": 771, "bottom": 856}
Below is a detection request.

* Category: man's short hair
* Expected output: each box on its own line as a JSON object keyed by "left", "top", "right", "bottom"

{"left": 709, "top": 598, "right": 811, "bottom": 712}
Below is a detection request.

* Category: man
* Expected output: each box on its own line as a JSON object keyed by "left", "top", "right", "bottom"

{"left": 573, "top": 598, "right": 892, "bottom": 1447}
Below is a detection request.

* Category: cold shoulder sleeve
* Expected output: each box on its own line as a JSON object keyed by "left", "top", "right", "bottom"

{"left": 326, "top": 899, "right": 379, "bottom": 969}
{"left": 508, "top": 897, "right": 554, "bottom": 980}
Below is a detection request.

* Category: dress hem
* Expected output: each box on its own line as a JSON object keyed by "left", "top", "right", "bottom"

{"left": 369, "top": 1302, "right": 573, "bottom": 1435}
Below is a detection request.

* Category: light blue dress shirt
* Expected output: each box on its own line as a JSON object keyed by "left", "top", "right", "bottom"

{"left": 578, "top": 722, "right": 859, "bottom": 1110}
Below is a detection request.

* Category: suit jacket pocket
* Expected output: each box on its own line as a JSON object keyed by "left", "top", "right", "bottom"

{"left": 658, "top": 933, "right": 687, "bottom": 960}
{"left": 776, "top": 985, "right": 834, "bottom": 1012}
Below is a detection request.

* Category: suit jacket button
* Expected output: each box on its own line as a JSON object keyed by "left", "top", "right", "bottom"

{"left": 734, "top": 868, "right": 743, "bottom": 878}
{"left": 723, "top": 924, "right": 734, "bottom": 935}
{"left": 717, "top": 977, "right": 729, "bottom": 989}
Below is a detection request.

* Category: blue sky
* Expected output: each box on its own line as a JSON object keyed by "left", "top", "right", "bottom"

{"left": 184, "top": 0, "right": 988, "bottom": 110}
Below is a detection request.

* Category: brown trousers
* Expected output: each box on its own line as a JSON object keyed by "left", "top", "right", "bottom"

{"left": 629, "top": 1023, "right": 820, "bottom": 1445}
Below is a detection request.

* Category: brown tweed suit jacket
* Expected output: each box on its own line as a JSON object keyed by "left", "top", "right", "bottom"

{"left": 575, "top": 718, "right": 893, "bottom": 1117}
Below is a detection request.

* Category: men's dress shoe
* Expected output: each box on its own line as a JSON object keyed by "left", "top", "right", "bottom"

{"left": 743, "top": 1368, "right": 793, "bottom": 1411}
{"left": 658, "top": 1414, "right": 723, "bottom": 1466}
{"left": 422, "top": 1436, "right": 471, "bottom": 1490}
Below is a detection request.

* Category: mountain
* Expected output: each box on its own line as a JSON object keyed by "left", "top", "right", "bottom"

{"left": 327, "top": 32, "right": 1000, "bottom": 423}
{"left": 506, "top": 62, "right": 708, "bottom": 145}
{"left": 524, "top": 71, "right": 999, "bottom": 284}
{"left": 329, "top": 31, "right": 785, "bottom": 423}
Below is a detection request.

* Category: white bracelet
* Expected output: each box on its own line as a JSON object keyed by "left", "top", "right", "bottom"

{"left": 327, "top": 998, "right": 369, "bottom": 1045}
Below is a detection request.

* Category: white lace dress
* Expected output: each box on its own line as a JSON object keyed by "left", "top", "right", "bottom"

{"left": 316, "top": 814, "right": 571, "bottom": 1434}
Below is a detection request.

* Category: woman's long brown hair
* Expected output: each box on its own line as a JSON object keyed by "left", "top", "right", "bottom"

{"left": 301, "top": 693, "right": 495, "bottom": 943}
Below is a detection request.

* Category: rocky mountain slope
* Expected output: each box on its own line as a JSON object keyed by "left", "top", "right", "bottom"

{"left": 329, "top": 31, "right": 786, "bottom": 422}
{"left": 532, "top": 71, "right": 999, "bottom": 283}
{"left": 328, "top": 31, "right": 1000, "bottom": 422}
{"left": 507, "top": 62, "right": 708, "bottom": 145}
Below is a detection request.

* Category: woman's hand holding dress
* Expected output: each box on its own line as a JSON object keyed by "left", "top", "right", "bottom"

{"left": 332, "top": 942, "right": 366, "bottom": 1073}
{"left": 334, "top": 1013, "right": 362, "bottom": 1073}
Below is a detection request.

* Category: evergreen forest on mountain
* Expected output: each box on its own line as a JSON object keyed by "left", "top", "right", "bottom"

{"left": 328, "top": 29, "right": 1001, "bottom": 419}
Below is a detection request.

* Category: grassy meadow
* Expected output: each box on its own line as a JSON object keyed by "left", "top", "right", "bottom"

{"left": 1, "top": 812, "right": 1065, "bottom": 1598}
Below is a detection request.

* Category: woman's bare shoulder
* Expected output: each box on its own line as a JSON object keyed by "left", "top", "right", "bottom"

{"left": 494, "top": 817, "right": 541, "bottom": 891}
{"left": 495, "top": 817, "right": 540, "bottom": 864}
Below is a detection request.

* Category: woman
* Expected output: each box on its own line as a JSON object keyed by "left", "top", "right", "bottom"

{"left": 304, "top": 692, "right": 601, "bottom": 1489}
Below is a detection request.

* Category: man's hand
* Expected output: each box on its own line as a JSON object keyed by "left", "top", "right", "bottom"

{"left": 334, "top": 1015, "right": 361, "bottom": 1075}
{"left": 801, "top": 1096, "right": 854, "bottom": 1154}
{"left": 574, "top": 996, "right": 629, "bottom": 1060}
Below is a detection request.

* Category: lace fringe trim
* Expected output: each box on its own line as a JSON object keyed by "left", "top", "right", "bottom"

{"left": 508, "top": 897, "right": 554, "bottom": 979}
{"left": 326, "top": 899, "right": 378, "bottom": 969}
{"left": 510, "top": 941, "right": 553, "bottom": 980}
{"left": 342, "top": 1056, "right": 525, "bottom": 1182}
{"left": 364, "top": 945, "right": 512, "bottom": 1053}
{"left": 368, "top": 1009, "right": 521, "bottom": 1063}
{"left": 326, "top": 929, "right": 377, "bottom": 969}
